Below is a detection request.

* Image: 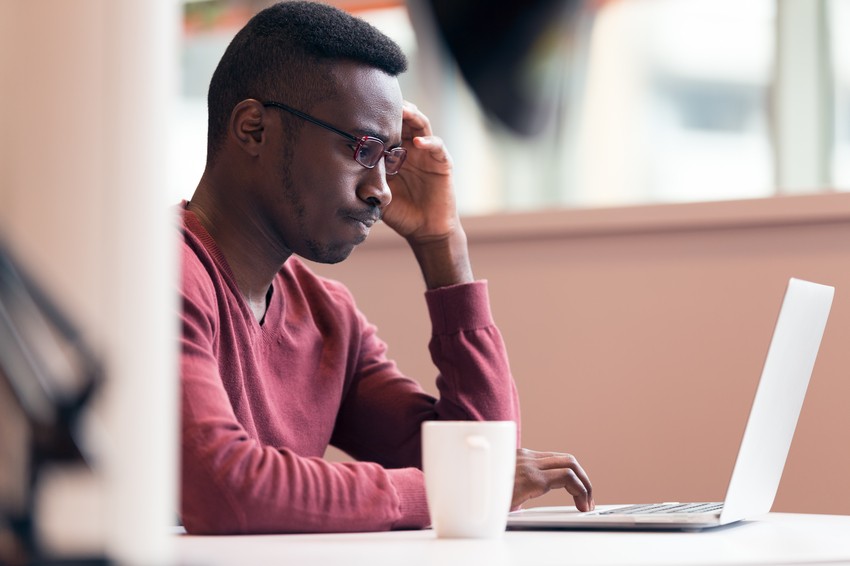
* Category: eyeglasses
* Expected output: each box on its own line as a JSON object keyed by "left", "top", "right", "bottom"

{"left": 262, "top": 101, "right": 407, "bottom": 175}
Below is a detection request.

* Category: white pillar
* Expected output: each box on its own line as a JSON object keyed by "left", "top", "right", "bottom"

{"left": 101, "top": 2, "right": 180, "bottom": 564}
{"left": 0, "top": 1, "right": 179, "bottom": 564}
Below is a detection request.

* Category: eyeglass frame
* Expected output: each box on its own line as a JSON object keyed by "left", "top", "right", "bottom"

{"left": 261, "top": 101, "right": 407, "bottom": 175}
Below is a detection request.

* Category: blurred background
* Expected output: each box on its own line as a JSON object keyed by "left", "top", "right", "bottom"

{"left": 176, "top": 0, "right": 850, "bottom": 212}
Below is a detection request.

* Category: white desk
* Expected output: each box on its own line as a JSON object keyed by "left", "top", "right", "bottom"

{"left": 176, "top": 512, "right": 850, "bottom": 566}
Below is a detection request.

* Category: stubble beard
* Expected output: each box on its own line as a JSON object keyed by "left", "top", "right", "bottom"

{"left": 280, "top": 165, "right": 354, "bottom": 265}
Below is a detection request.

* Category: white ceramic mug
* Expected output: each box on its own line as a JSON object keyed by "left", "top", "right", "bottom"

{"left": 422, "top": 420, "right": 517, "bottom": 538}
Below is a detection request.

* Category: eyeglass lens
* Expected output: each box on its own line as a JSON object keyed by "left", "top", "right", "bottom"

{"left": 354, "top": 137, "right": 406, "bottom": 175}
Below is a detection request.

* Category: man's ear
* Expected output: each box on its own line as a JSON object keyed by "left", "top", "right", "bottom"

{"left": 229, "top": 99, "right": 266, "bottom": 156}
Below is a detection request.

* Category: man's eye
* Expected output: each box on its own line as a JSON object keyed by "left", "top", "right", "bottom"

{"left": 358, "top": 146, "right": 371, "bottom": 160}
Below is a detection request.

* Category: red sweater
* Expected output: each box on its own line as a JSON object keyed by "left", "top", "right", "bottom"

{"left": 179, "top": 205, "right": 520, "bottom": 534}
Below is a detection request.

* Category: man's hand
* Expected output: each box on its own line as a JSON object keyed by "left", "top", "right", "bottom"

{"left": 384, "top": 102, "right": 473, "bottom": 289}
{"left": 512, "top": 448, "right": 595, "bottom": 512}
{"left": 383, "top": 101, "right": 458, "bottom": 242}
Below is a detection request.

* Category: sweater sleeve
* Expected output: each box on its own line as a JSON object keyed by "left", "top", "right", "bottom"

{"left": 330, "top": 280, "right": 521, "bottom": 471}
{"left": 179, "top": 247, "right": 430, "bottom": 534}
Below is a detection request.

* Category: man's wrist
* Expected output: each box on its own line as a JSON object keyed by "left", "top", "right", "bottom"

{"left": 408, "top": 228, "right": 474, "bottom": 290}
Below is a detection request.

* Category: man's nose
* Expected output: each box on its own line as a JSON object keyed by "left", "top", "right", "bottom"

{"left": 356, "top": 163, "right": 393, "bottom": 208}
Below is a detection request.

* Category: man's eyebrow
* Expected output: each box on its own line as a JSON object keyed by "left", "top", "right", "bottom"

{"left": 354, "top": 127, "right": 389, "bottom": 143}
{"left": 356, "top": 130, "right": 401, "bottom": 150}
{"left": 351, "top": 126, "right": 403, "bottom": 148}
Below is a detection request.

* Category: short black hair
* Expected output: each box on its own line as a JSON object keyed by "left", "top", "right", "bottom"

{"left": 206, "top": 1, "right": 408, "bottom": 164}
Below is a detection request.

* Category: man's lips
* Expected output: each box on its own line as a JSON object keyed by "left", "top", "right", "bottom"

{"left": 346, "top": 210, "right": 381, "bottom": 228}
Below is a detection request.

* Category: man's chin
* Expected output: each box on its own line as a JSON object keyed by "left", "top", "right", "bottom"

{"left": 316, "top": 252, "right": 352, "bottom": 265}
{"left": 300, "top": 241, "right": 357, "bottom": 265}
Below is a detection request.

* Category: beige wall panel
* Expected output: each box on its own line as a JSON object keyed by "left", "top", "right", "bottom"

{"left": 315, "top": 193, "right": 850, "bottom": 515}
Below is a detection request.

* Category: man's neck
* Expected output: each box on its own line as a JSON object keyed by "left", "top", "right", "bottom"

{"left": 188, "top": 185, "right": 290, "bottom": 321}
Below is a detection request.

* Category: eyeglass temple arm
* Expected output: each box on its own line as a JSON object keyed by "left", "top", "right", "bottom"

{"left": 262, "top": 101, "right": 359, "bottom": 143}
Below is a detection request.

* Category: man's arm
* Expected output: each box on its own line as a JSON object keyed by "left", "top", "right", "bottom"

{"left": 324, "top": 102, "right": 520, "bottom": 459}
{"left": 384, "top": 102, "right": 595, "bottom": 513}
{"left": 330, "top": 280, "right": 520, "bottom": 468}
{"left": 180, "top": 360, "right": 429, "bottom": 534}
{"left": 178, "top": 248, "right": 431, "bottom": 534}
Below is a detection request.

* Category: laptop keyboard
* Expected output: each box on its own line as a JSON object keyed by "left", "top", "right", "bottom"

{"left": 594, "top": 502, "right": 724, "bottom": 515}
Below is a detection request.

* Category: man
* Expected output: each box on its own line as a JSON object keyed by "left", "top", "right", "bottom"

{"left": 179, "top": 1, "right": 593, "bottom": 535}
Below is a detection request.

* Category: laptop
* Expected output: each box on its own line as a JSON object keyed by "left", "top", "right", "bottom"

{"left": 507, "top": 278, "right": 834, "bottom": 531}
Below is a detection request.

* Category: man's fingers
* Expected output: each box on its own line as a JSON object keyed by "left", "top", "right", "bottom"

{"left": 515, "top": 448, "right": 595, "bottom": 512}
{"left": 539, "top": 467, "right": 594, "bottom": 512}
{"left": 538, "top": 466, "right": 592, "bottom": 499}
{"left": 402, "top": 101, "right": 432, "bottom": 138}
{"left": 519, "top": 451, "right": 591, "bottom": 487}
{"left": 536, "top": 455, "right": 593, "bottom": 496}
{"left": 412, "top": 135, "right": 452, "bottom": 166}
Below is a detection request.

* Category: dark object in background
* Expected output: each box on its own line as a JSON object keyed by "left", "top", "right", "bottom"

{"left": 422, "top": 0, "right": 582, "bottom": 136}
{"left": 0, "top": 242, "right": 105, "bottom": 565}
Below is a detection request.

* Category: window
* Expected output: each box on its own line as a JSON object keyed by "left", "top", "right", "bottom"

{"left": 567, "top": 0, "right": 774, "bottom": 208}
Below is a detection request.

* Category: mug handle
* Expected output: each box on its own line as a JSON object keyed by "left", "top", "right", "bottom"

{"left": 466, "top": 434, "right": 490, "bottom": 524}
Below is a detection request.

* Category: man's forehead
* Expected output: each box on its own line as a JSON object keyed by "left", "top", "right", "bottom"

{"left": 321, "top": 63, "right": 403, "bottom": 135}
{"left": 328, "top": 62, "right": 403, "bottom": 108}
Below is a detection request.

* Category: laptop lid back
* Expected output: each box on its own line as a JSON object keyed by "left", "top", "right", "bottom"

{"left": 719, "top": 278, "right": 833, "bottom": 525}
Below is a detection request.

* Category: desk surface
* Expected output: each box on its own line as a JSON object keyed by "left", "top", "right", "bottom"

{"left": 176, "top": 512, "right": 850, "bottom": 566}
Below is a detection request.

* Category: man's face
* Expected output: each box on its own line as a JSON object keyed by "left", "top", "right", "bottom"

{"left": 260, "top": 62, "right": 404, "bottom": 264}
